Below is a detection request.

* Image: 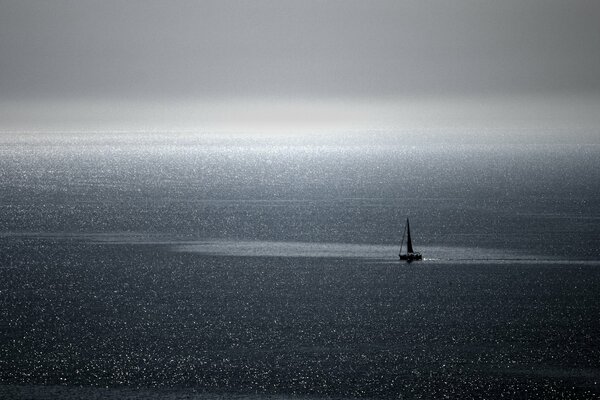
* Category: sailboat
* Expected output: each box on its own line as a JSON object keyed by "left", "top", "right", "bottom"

{"left": 399, "top": 218, "right": 423, "bottom": 261}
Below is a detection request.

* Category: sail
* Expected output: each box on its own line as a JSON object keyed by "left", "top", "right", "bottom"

{"left": 399, "top": 223, "right": 406, "bottom": 256}
{"left": 406, "top": 218, "right": 414, "bottom": 254}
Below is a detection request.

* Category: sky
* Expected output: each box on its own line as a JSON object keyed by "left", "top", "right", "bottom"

{"left": 1, "top": 0, "right": 599, "bottom": 136}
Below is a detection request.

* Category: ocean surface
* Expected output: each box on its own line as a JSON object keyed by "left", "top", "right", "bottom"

{"left": 0, "top": 132, "right": 599, "bottom": 399}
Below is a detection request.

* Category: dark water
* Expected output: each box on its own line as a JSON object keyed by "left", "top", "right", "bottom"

{"left": 1, "top": 133, "right": 599, "bottom": 399}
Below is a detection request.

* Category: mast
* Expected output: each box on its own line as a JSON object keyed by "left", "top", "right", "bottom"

{"left": 406, "top": 218, "right": 414, "bottom": 254}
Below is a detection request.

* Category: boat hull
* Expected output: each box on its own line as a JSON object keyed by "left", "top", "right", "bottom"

{"left": 399, "top": 253, "right": 423, "bottom": 262}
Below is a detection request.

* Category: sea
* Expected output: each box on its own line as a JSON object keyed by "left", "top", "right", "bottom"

{"left": 0, "top": 132, "right": 599, "bottom": 399}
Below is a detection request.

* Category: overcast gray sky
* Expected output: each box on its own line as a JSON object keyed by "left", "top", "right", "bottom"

{"left": 1, "top": 0, "right": 599, "bottom": 133}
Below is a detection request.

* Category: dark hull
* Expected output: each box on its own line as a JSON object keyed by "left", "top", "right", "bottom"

{"left": 399, "top": 253, "right": 423, "bottom": 262}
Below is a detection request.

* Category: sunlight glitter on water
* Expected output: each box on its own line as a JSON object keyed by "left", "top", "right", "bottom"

{"left": 174, "top": 239, "right": 557, "bottom": 264}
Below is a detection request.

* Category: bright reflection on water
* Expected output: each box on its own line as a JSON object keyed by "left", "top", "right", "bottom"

{"left": 174, "top": 240, "right": 560, "bottom": 263}
{"left": 1, "top": 132, "right": 600, "bottom": 398}
{"left": 0, "top": 132, "right": 598, "bottom": 259}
